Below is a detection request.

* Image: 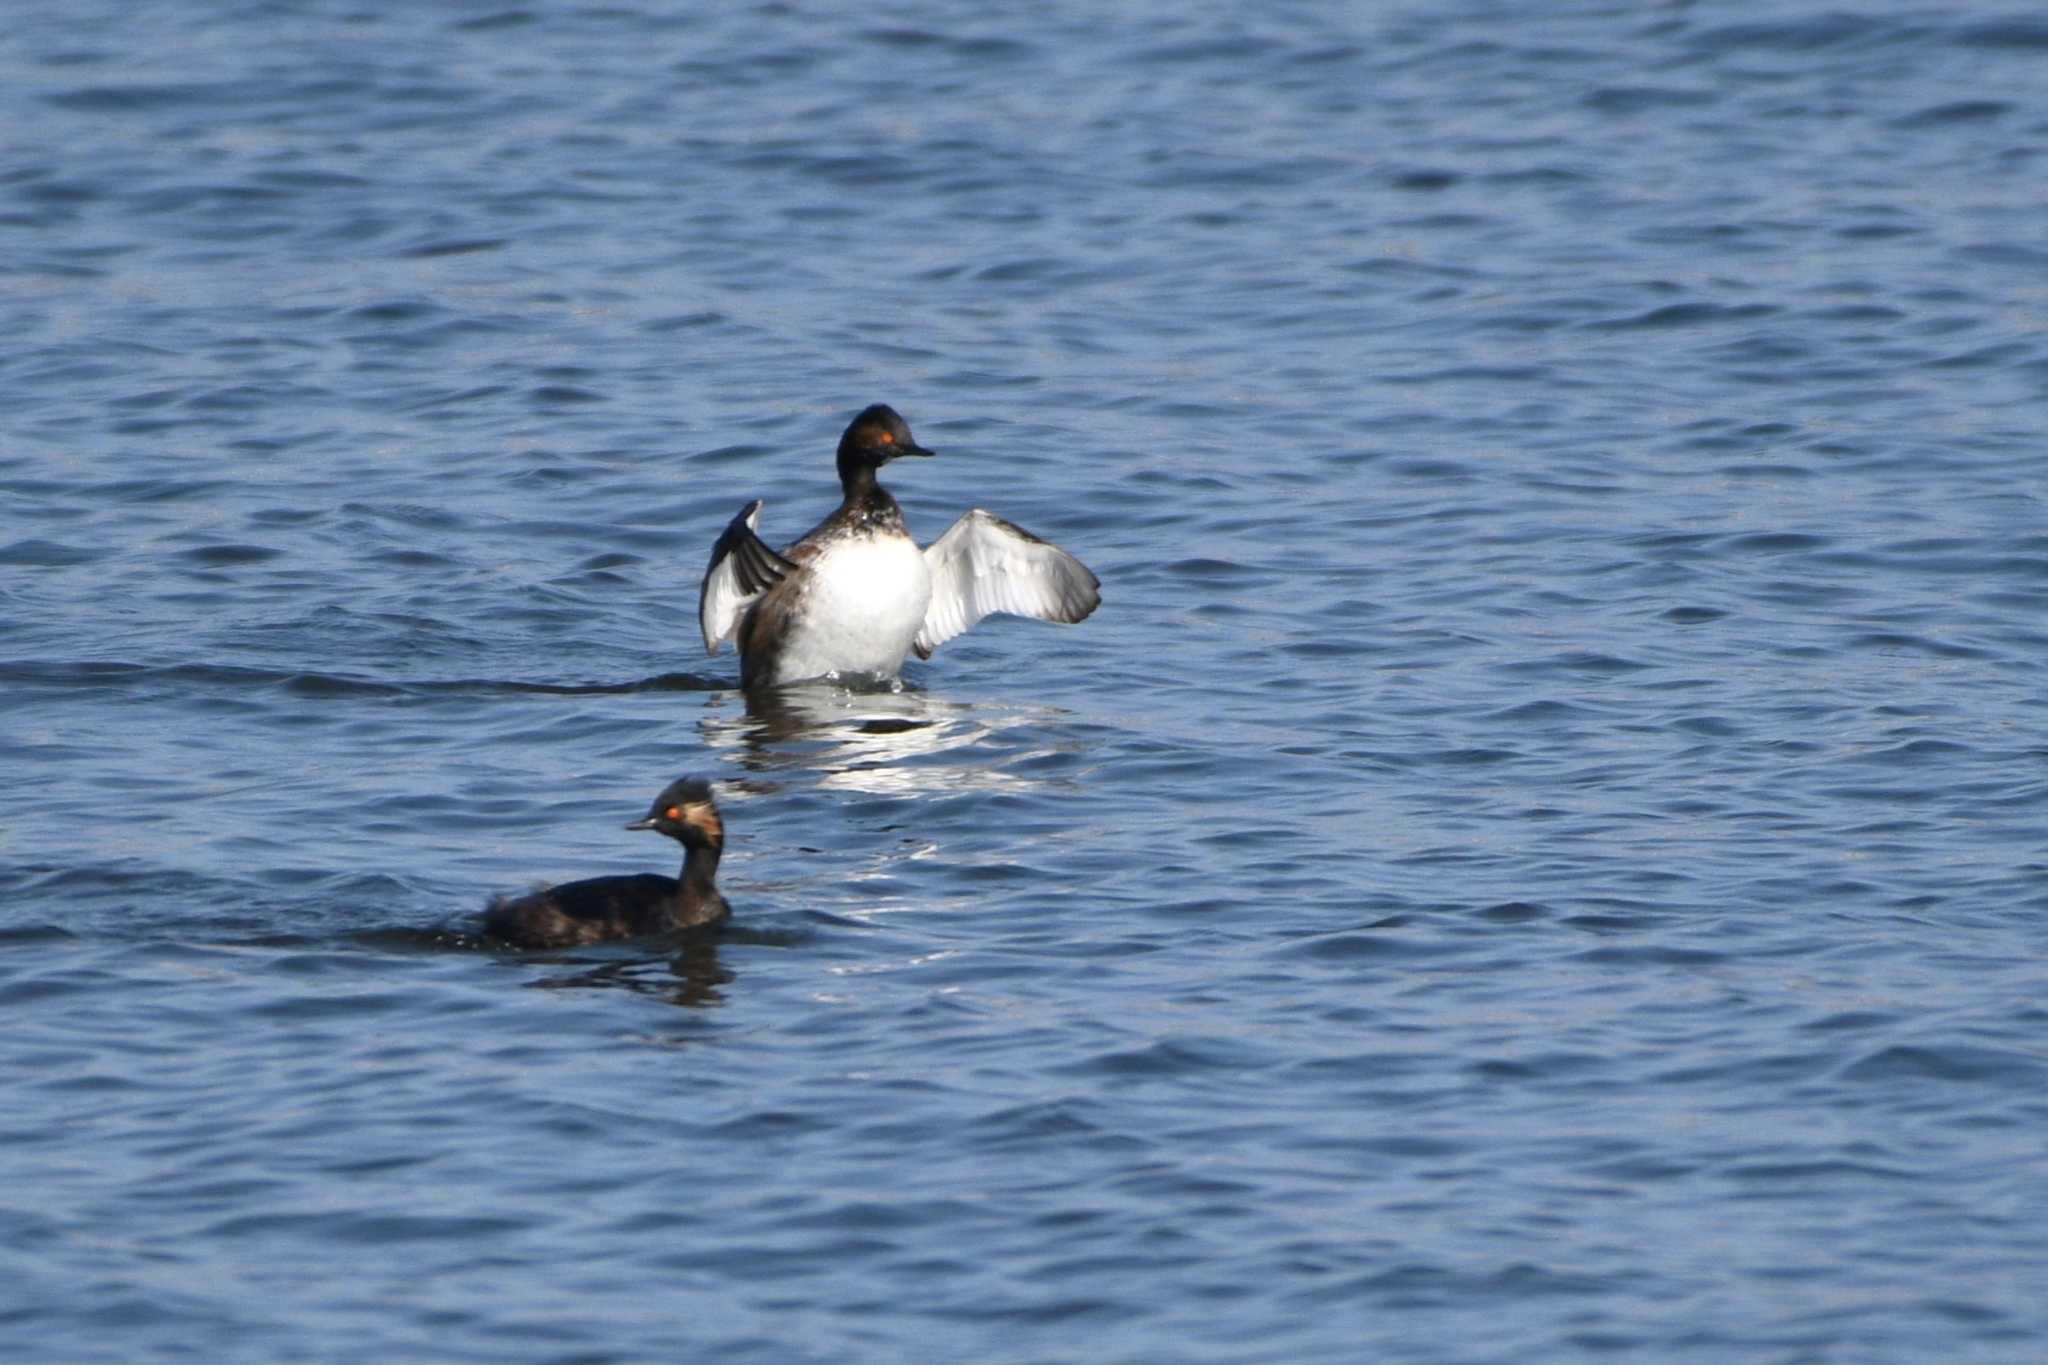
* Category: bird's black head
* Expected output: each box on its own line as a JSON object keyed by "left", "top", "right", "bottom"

{"left": 625, "top": 776, "right": 723, "bottom": 847}
{"left": 835, "top": 403, "right": 934, "bottom": 487}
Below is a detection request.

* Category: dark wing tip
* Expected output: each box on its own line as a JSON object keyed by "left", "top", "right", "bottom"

{"left": 703, "top": 500, "right": 794, "bottom": 594}
{"left": 733, "top": 538, "right": 793, "bottom": 594}
{"left": 994, "top": 514, "right": 1099, "bottom": 623}
{"left": 1053, "top": 568, "right": 1102, "bottom": 623}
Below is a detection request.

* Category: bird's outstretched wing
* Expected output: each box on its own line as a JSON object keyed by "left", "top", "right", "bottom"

{"left": 914, "top": 509, "right": 1101, "bottom": 659}
{"left": 699, "top": 500, "right": 795, "bottom": 654}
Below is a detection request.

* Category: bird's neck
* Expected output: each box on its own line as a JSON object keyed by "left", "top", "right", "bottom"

{"left": 670, "top": 841, "right": 726, "bottom": 928}
{"left": 841, "top": 453, "right": 905, "bottom": 501}
{"left": 835, "top": 469, "right": 905, "bottom": 531}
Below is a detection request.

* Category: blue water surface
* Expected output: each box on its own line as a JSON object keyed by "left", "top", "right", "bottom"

{"left": 4, "top": 3, "right": 2047, "bottom": 1361}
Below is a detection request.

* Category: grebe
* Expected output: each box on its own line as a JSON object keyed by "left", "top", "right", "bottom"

{"left": 699, "top": 404, "right": 1100, "bottom": 689}
{"left": 484, "top": 777, "right": 729, "bottom": 948}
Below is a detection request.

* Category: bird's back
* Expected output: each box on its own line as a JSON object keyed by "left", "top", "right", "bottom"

{"left": 484, "top": 873, "right": 682, "bottom": 948}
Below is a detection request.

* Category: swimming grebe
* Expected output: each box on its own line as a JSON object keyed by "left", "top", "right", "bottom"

{"left": 483, "top": 777, "right": 730, "bottom": 948}
{"left": 698, "top": 404, "right": 1101, "bottom": 690}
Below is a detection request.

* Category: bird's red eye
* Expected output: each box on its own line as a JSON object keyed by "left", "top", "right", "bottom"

{"left": 877, "top": 431, "right": 894, "bottom": 444}
{"left": 665, "top": 806, "right": 681, "bottom": 820}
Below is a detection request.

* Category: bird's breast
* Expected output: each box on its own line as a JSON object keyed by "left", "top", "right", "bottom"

{"left": 764, "top": 532, "right": 931, "bottom": 682}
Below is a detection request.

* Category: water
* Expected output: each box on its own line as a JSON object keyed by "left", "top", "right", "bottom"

{"left": 5, "top": 2, "right": 2048, "bottom": 1359}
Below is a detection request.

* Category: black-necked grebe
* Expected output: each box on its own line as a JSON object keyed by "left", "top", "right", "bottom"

{"left": 483, "top": 777, "right": 729, "bottom": 948}
{"left": 698, "top": 404, "right": 1101, "bottom": 690}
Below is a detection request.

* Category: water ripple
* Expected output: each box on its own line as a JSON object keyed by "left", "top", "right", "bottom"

{"left": 5, "top": 2, "right": 2048, "bottom": 1361}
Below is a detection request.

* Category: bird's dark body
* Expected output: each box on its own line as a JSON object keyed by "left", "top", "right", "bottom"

{"left": 484, "top": 873, "right": 726, "bottom": 949}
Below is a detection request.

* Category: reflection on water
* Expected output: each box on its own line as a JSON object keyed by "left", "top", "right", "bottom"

{"left": 698, "top": 682, "right": 1076, "bottom": 797}
{"left": 524, "top": 940, "right": 732, "bottom": 1009}
{"left": 376, "top": 924, "right": 737, "bottom": 1011}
